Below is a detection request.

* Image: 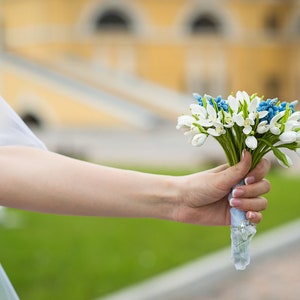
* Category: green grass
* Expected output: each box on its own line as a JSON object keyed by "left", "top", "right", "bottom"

{"left": 0, "top": 168, "right": 299, "bottom": 300}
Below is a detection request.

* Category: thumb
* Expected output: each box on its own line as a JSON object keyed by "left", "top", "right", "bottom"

{"left": 219, "top": 150, "right": 252, "bottom": 189}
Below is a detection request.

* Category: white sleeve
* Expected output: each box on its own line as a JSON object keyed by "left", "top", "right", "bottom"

{"left": 0, "top": 96, "right": 47, "bottom": 150}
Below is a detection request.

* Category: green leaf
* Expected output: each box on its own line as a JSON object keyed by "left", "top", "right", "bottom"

{"left": 258, "top": 137, "right": 291, "bottom": 167}
{"left": 242, "top": 100, "right": 248, "bottom": 118}
{"left": 211, "top": 97, "right": 218, "bottom": 112}
{"left": 202, "top": 96, "right": 208, "bottom": 108}
{"left": 192, "top": 122, "right": 207, "bottom": 134}
{"left": 272, "top": 147, "right": 290, "bottom": 167}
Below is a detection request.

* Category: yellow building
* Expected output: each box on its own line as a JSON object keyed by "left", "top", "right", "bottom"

{"left": 0, "top": 0, "right": 300, "bottom": 129}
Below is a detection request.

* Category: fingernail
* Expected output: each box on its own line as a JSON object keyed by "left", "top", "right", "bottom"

{"left": 232, "top": 188, "right": 244, "bottom": 197}
{"left": 245, "top": 176, "right": 255, "bottom": 185}
{"left": 247, "top": 211, "right": 255, "bottom": 220}
{"left": 241, "top": 149, "right": 247, "bottom": 161}
{"left": 229, "top": 198, "right": 241, "bottom": 207}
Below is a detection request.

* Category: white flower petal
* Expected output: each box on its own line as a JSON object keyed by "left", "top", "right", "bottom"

{"left": 245, "top": 136, "right": 257, "bottom": 150}
{"left": 236, "top": 91, "right": 250, "bottom": 104}
{"left": 249, "top": 97, "right": 258, "bottom": 112}
{"left": 284, "top": 120, "right": 298, "bottom": 132}
{"left": 191, "top": 133, "right": 207, "bottom": 146}
{"left": 270, "top": 127, "right": 281, "bottom": 135}
{"left": 258, "top": 111, "right": 269, "bottom": 119}
{"left": 242, "top": 91, "right": 251, "bottom": 103}
{"left": 207, "top": 124, "right": 225, "bottom": 136}
{"left": 296, "top": 148, "right": 300, "bottom": 157}
{"left": 234, "top": 113, "right": 245, "bottom": 127}
{"left": 228, "top": 95, "right": 239, "bottom": 112}
{"left": 207, "top": 104, "right": 217, "bottom": 119}
{"left": 236, "top": 91, "right": 244, "bottom": 103}
{"left": 190, "top": 104, "right": 206, "bottom": 117}
{"left": 176, "top": 115, "right": 194, "bottom": 131}
{"left": 243, "top": 126, "right": 252, "bottom": 135}
{"left": 207, "top": 128, "right": 219, "bottom": 136}
{"left": 279, "top": 131, "right": 297, "bottom": 143}
{"left": 288, "top": 111, "right": 300, "bottom": 122}
{"left": 257, "top": 121, "right": 269, "bottom": 134}
{"left": 198, "top": 119, "right": 213, "bottom": 127}
{"left": 270, "top": 111, "right": 285, "bottom": 126}
{"left": 184, "top": 127, "right": 199, "bottom": 143}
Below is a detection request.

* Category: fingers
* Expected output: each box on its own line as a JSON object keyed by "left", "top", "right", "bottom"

{"left": 230, "top": 196, "right": 268, "bottom": 224}
{"left": 204, "top": 164, "right": 229, "bottom": 174}
{"left": 230, "top": 196, "right": 268, "bottom": 212}
{"left": 232, "top": 178, "right": 271, "bottom": 199}
{"left": 245, "top": 158, "right": 271, "bottom": 184}
{"left": 246, "top": 211, "right": 263, "bottom": 224}
{"left": 217, "top": 150, "right": 252, "bottom": 189}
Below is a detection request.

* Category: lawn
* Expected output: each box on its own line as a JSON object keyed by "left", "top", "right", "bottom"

{"left": 0, "top": 167, "right": 299, "bottom": 300}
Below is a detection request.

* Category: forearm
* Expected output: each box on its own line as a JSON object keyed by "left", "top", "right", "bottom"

{"left": 0, "top": 146, "right": 178, "bottom": 220}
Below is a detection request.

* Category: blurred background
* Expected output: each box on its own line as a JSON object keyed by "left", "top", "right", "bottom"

{"left": 0, "top": 0, "right": 300, "bottom": 299}
{"left": 1, "top": 0, "right": 300, "bottom": 166}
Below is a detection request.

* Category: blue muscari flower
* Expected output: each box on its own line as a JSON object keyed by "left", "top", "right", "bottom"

{"left": 278, "top": 101, "right": 296, "bottom": 113}
{"left": 257, "top": 98, "right": 279, "bottom": 123}
{"left": 215, "top": 95, "right": 229, "bottom": 112}
{"left": 192, "top": 93, "right": 228, "bottom": 112}
{"left": 193, "top": 93, "right": 203, "bottom": 106}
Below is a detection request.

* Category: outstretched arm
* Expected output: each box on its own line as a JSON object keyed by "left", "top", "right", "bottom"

{"left": 0, "top": 146, "right": 270, "bottom": 226}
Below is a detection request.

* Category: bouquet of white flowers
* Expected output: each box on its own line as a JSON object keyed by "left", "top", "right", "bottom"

{"left": 177, "top": 91, "right": 300, "bottom": 270}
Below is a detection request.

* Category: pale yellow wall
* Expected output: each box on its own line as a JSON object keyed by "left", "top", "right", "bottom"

{"left": 1, "top": 65, "right": 132, "bottom": 128}
{"left": 0, "top": 0, "right": 300, "bottom": 128}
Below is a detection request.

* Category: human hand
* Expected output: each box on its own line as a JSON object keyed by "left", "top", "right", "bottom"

{"left": 174, "top": 151, "right": 271, "bottom": 226}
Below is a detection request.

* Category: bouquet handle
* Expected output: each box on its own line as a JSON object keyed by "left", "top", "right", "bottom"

{"left": 228, "top": 180, "right": 257, "bottom": 270}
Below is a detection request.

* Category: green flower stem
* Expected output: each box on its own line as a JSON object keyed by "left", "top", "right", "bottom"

{"left": 215, "top": 130, "right": 240, "bottom": 166}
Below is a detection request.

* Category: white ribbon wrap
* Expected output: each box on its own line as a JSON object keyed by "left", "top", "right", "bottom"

{"left": 228, "top": 180, "right": 257, "bottom": 270}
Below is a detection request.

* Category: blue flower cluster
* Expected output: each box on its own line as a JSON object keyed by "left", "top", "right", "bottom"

{"left": 257, "top": 98, "right": 278, "bottom": 123}
{"left": 278, "top": 101, "right": 296, "bottom": 113}
{"left": 193, "top": 93, "right": 228, "bottom": 112}
{"left": 258, "top": 98, "right": 295, "bottom": 123}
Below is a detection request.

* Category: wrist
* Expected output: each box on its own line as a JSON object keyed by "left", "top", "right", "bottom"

{"left": 149, "top": 175, "right": 181, "bottom": 222}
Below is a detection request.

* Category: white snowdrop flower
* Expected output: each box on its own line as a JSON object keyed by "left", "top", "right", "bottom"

{"left": 257, "top": 120, "right": 269, "bottom": 134}
{"left": 191, "top": 133, "right": 207, "bottom": 147}
{"left": 236, "top": 91, "right": 251, "bottom": 105}
{"left": 245, "top": 135, "right": 258, "bottom": 150}
{"left": 183, "top": 126, "right": 199, "bottom": 144}
{"left": 234, "top": 112, "right": 255, "bottom": 135}
{"left": 288, "top": 111, "right": 300, "bottom": 122}
{"left": 223, "top": 111, "right": 235, "bottom": 128}
{"left": 279, "top": 131, "right": 297, "bottom": 144}
{"left": 176, "top": 115, "right": 194, "bottom": 131}
{"left": 228, "top": 95, "right": 239, "bottom": 112}
{"left": 198, "top": 104, "right": 219, "bottom": 127}
{"left": 190, "top": 104, "right": 207, "bottom": 118}
{"left": 207, "top": 123, "right": 226, "bottom": 136}
{"left": 269, "top": 111, "right": 285, "bottom": 135}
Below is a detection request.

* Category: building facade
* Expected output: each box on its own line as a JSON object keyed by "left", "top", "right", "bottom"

{"left": 0, "top": 0, "right": 300, "bottom": 129}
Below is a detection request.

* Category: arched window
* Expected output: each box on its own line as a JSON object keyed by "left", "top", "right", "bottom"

{"left": 190, "top": 14, "right": 221, "bottom": 34}
{"left": 265, "top": 13, "right": 280, "bottom": 34}
{"left": 297, "top": 17, "right": 300, "bottom": 35}
{"left": 21, "top": 113, "right": 42, "bottom": 129}
{"left": 94, "top": 9, "right": 131, "bottom": 32}
{"left": 265, "top": 76, "right": 281, "bottom": 98}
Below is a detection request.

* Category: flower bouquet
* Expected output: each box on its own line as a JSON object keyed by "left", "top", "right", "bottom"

{"left": 177, "top": 91, "right": 300, "bottom": 270}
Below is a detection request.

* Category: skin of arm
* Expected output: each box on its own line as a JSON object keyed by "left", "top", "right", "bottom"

{"left": 0, "top": 146, "right": 270, "bottom": 226}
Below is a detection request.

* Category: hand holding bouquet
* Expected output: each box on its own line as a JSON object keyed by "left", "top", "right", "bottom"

{"left": 177, "top": 91, "right": 300, "bottom": 270}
